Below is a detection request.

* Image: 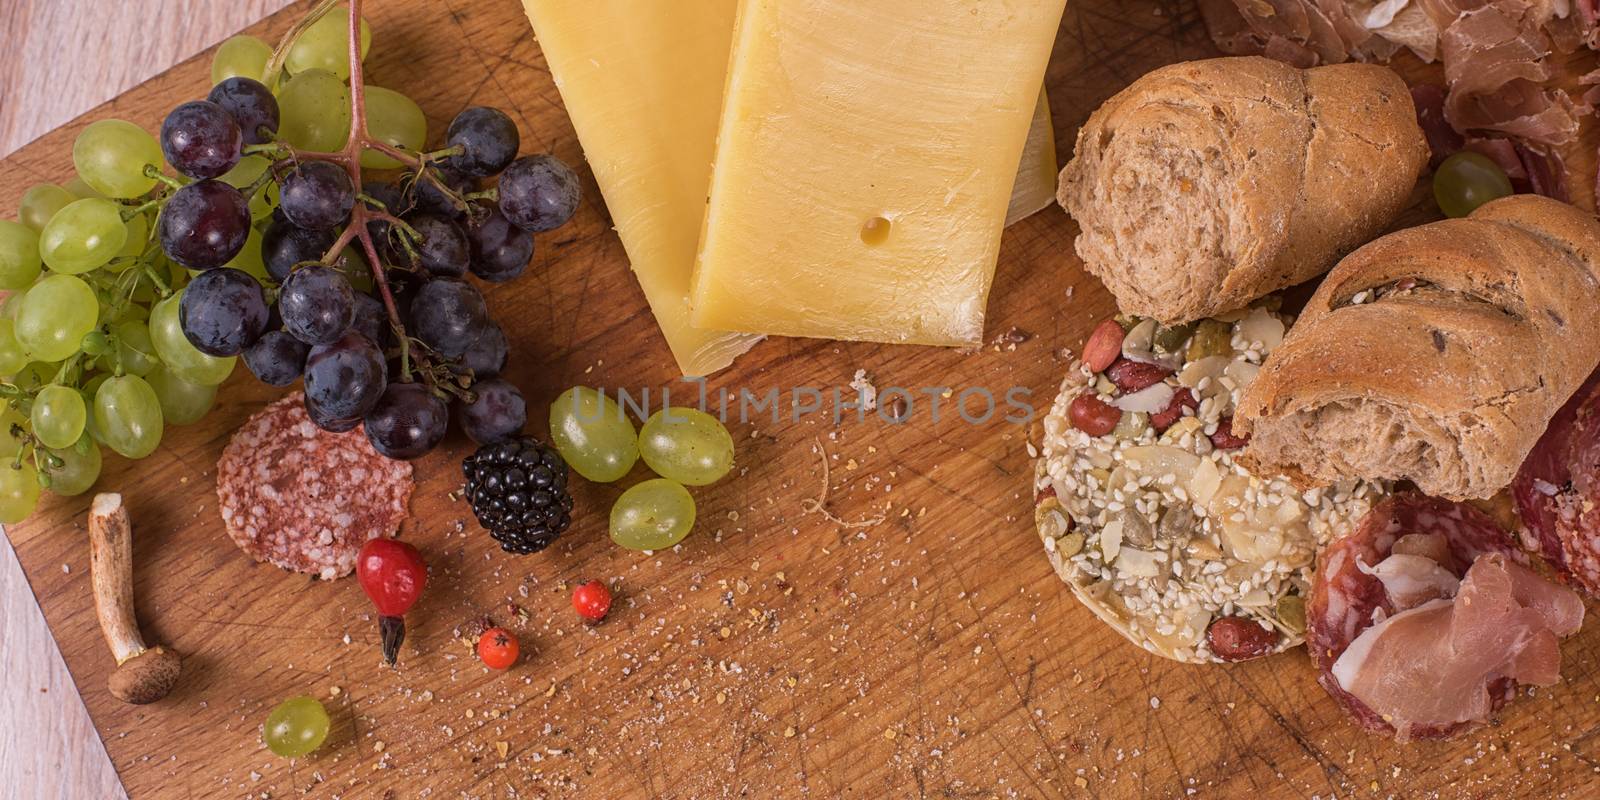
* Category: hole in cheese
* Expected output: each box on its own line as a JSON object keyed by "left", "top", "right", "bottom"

{"left": 859, "top": 216, "right": 892, "bottom": 247}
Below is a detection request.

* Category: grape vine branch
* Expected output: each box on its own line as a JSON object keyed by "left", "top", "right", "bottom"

{"left": 264, "top": 0, "right": 475, "bottom": 396}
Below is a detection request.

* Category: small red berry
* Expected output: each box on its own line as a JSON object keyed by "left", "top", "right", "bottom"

{"left": 572, "top": 580, "right": 612, "bottom": 622}
{"left": 477, "top": 627, "right": 519, "bottom": 670}
{"left": 356, "top": 538, "right": 428, "bottom": 666}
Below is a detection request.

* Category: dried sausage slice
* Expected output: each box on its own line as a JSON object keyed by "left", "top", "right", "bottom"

{"left": 1308, "top": 494, "right": 1520, "bottom": 739}
{"left": 1513, "top": 370, "right": 1600, "bottom": 595}
{"left": 217, "top": 394, "right": 414, "bottom": 580}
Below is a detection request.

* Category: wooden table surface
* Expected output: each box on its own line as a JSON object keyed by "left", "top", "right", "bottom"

{"left": 0, "top": 2, "right": 291, "bottom": 797}
{"left": 9, "top": 1, "right": 1600, "bottom": 799}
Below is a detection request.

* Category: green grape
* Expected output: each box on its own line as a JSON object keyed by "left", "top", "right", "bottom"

{"left": 285, "top": 5, "right": 372, "bottom": 81}
{"left": 212, "top": 34, "right": 273, "bottom": 84}
{"left": 117, "top": 212, "right": 150, "bottom": 264}
{"left": 225, "top": 228, "right": 270, "bottom": 284}
{"left": 45, "top": 438, "right": 101, "bottom": 497}
{"left": 13, "top": 363, "right": 58, "bottom": 393}
{"left": 609, "top": 478, "right": 696, "bottom": 551}
{"left": 80, "top": 331, "right": 110, "bottom": 357}
{"left": 638, "top": 407, "right": 735, "bottom": 486}
{"left": 0, "top": 462, "right": 41, "bottom": 524}
{"left": 0, "top": 293, "right": 22, "bottom": 322}
{"left": 220, "top": 156, "right": 278, "bottom": 219}
{"left": 39, "top": 199, "right": 127, "bottom": 274}
{"left": 64, "top": 177, "right": 104, "bottom": 200}
{"left": 263, "top": 695, "right": 331, "bottom": 758}
{"left": 32, "top": 384, "right": 86, "bottom": 450}
{"left": 112, "top": 319, "right": 161, "bottom": 377}
{"left": 0, "top": 220, "right": 43, "bottom": 290}
{"left": 0, "top": 320, "right": 29, "bottom": 376}
{"left": 276, "top": 69, "right": 351, "bottom": 152}
{"left": 18, "top": 184, "right": 75, "bottom": 232}
{"left": 361, "top": 87, "right": 427, "bottom": 169}
{"left": 335, "top": 246, "right": 373, "bottom": 293}
{"left": 148, "top": 293, "right": 234, "bottom": 385}
{"left": 72, "top": 120, "right": 162, "bottom": 199}
{"left": 16, "top": 274, "right": 98, "bottom": 362}
{"left": 146, "top": 367, "right": 216, "bottom": 426}
{"left": 93, "top": 375, "right": 163, "bottom": 459}
{"left": 0, "top": 409, "right": 26, "bottom": 455}
{"left": 549, "top": 386, "right": 639, "bottom": 482}
{"left": 1434, "top": 152, "right": 1514, "bottom": 219}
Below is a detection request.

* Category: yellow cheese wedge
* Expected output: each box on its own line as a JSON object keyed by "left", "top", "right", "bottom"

{"left": 521, "top": 0, "right": 760, "bottom": 377}
{"left": 523, "top": 0, "right": 1060, "bottom": 371}
{"left": 690, "top": 0, "right": 1070, "bottom": 346}
{"left": 1008, "top": 89, "right": 1058, "bottom": 228}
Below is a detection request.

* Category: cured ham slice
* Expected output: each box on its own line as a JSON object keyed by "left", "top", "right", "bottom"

{"left": 1513, "top": 369, "right": 1600, "bottom": 596}
{"left": 1308, "top": 494, "right": 1585, "bottom": 740}
{"left": 1329, "top": 554, "right": 1583, "bottom": 739}
{"left": 1201, "top": 0, "right": 1585, "bottom": 198}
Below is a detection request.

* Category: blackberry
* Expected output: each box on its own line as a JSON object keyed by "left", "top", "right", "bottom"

{"left": 462, "top": 437, "right": 573, "bottom": 554}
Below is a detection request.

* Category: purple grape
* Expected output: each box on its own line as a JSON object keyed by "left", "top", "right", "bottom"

{"left": 305, "top": 393, "right": 361, "bottom": 433}
{"left": 279, "top": 265, "right": 354, "bottom": 346}
{"left": 466, "top": 207, "right": 533, "bottom": 282}
{"left": 160, "top": 100, "right": 242, "bottom": 179}
{"left": 206, "top": 77, "right": 279, "bottom": 146}
{"left": 158, "top": 180, "right": 252, "bottom": 269}
{"left": 362, "top": 180, "right": 409, "bottom": 248}
{"left": 409, "top": 279, "right": 487, "bottom": 358}
{"left": 405, "top": 166, "right": 477, "bottom": 219}
{"left": 261, "top": 217, "right": 335, "bottom": 283}
{"left": 364, "top": 382, "right": 449, "bottom": 459}
{"left": 280, "top": 161, "right": 354, "bottom": 230}
{"left": 243, "top": 330, "right": 310, "bottom": 386}
{"left": 400, "top": 213, "right": 469, "bottom": 278}
{"left": 304, "top": 331, "right": 387, "bottom": 424}
{"left": 445, "top": 107, "right": 520, "bottom": 178}
{"left": 350, "top": 291, "right": 388, "bottom": 346}
{"left": 459, "top": 378, "right": 526, "bottom": 445}
{"left": 457, "top": 321, "right": 507, "bottom": 379}
{"left": 497, "top": 154, "right": 579, "bottom": 233}
{"left": 179, "top": 268, "right": 268, "bottom": 356}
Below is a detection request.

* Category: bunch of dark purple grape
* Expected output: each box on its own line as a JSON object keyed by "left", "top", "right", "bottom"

{"left": 157, "top": 80, "right": 576, "bottom": 460}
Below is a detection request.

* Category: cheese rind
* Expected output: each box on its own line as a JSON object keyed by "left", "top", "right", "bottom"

{"left": 690, "top": 0, "right": 1070, "bottom": 346}
{"left": 1008, "top": 89, "right": 1059, "bottom": 228}
{"left": 521, "top": 0, "right": 761, "bottom": 376}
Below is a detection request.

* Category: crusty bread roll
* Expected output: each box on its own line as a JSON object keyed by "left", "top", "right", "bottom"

{"left": 1058, "top": 56, "right": 1428, "bottom": 323}
{"left": 1235, "top": 195, "right": 1600, "bottom": 501}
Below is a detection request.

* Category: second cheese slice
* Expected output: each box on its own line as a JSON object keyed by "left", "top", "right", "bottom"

{"left": 691, "top": 0, "right": 1069, "bottom": 346}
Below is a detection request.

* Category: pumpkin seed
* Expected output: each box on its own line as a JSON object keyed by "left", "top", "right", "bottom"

{"left": 1057, "top": 531, "right": 1085, "bottom": 558}
{"left": 1185, "top": 319, "right": 1233, "bottom": 361}
{"left": 1277, "top": 595, "right": 1306, "bottom": 634}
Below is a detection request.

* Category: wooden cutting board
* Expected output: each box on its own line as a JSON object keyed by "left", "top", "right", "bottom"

{"left": 5, "top": 1, "right": 1600, "bottom": 797}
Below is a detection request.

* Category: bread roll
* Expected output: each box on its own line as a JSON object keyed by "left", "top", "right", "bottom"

{"left": 1057, "top": 56, "right": 1428, "bottom": 323}
{"left": 1235, "top": 195, "right": 1600, "bottom": 501}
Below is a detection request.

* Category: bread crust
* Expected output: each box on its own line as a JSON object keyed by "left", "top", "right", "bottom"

{"left": 1058, "top": 56, "right": 1428, "bottom": 323}
{"left": 1235, "top": 195, "right": 1600, "bottom": 500}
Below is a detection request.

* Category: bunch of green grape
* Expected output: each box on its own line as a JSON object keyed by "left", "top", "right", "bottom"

{"left": 0, "top": 135, "right": 233, "bottom": 523}
{"left": 0, "top": 5, "right": 404, "bottom": 524}
{"left": 549, "top": 387, "right": 737, "bottom": 551}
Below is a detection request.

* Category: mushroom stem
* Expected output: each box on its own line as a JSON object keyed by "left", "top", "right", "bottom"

{"left": 89, "top": 493, "right": 181, "bottom": 704}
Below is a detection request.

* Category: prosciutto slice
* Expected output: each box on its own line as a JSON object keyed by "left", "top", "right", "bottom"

{"left": 1202, "top": 0, "right": 1587, "bottom": 194}
{"left": 1331, "top": 554, "right": 1583, "bottom": 738}
{"left": 1308, "top": 494, "right": 1586, "bottom": 740}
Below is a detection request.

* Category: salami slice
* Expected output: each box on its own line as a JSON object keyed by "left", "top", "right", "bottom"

{"left": 1307, "top": 494, "right": 1518, "bottom": 739}
{"left": 218, "top": 394, "right": 414, "bottom": 580}
{"left": 1513, "top": 369, "right": 1600, "bottom": 595}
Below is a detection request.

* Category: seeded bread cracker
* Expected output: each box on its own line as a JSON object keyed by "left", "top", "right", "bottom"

{"left": 1034, "top": 308, "right": 1386, "bottom": 664}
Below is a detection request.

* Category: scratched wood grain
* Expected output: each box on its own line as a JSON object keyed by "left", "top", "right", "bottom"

{"left": 4, "top": 1, "right": 1600, "bottom": 798}
{"left": 0, "top": 2, "right": 292, "bottom": 798}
